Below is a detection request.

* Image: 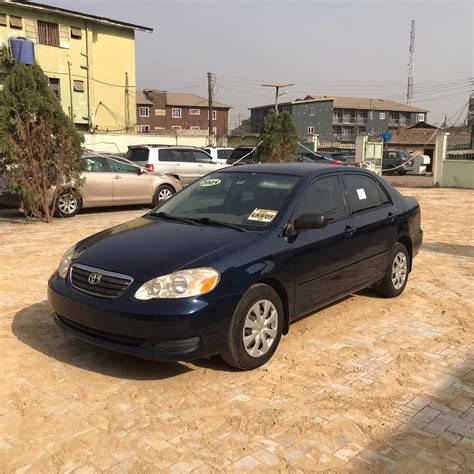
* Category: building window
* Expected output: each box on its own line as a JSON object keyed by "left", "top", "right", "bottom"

{"left": 10, "top": 16, "right": 23, "bottom": 29}
{"left": 307, "top": 126, "right": 315, "bottom": 134}
{"left": 190, "top": 126, "right": 200, "bottom": 130}
{"left": 139, "top": 106, "right": 150, "bottom": 117}
{"left": 368, "top": 111, "right": 374, "bottom": 120}
{"left": 70, "top": 26, "right": 82, "bottom": 39}
{"left": 138, "top": 125, "right": 150, "bottom": 133}
{"left": 207, "top": 110, "right": 217, "bottom": 120}
{"left": 190, "top": 109, "right": 201, "bottom": 115}
{"left": 0, "top": 14, "right": 7, "bottom": 26}
{"left": 37, "top": 21, "right": 60, "bottom": 47}
{"left": 172, "top": 108, "right": 182, "bottom": 118}
{"left": 48, "top": 78, "right": 61, "bottom": 100}
{"left": 418, "top": 113, "right": 425, "bottom": 122}
{"left": 379, "top": 112, "right": 386, "bottom": 120}
{"left": 172, "top": 125, "right": 182, "bottom": 130}
{"left": 309, "top": 106, "right": 315, "bottom": 116}
{"left": 73, "top": 80, "right": 84, "bottom": 92}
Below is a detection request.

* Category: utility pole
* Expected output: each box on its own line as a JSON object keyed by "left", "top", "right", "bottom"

{"left": 207, "top": 72, "right": 214, "bottom": 144}
{"left": 262, "top": 82, "right": 294, "bottom": 111}
{"left": 469, "top": 93, "right": 474, "bottom": 150}
{"left": 406, "top": 20, "right": 416, "bottom": 106}
{"left": 125, "top": 72, "right": 130, "bottom": 132}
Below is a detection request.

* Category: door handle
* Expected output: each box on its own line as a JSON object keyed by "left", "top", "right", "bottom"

{"left": 387, "top": 212, "right": 396, "bottom": 222}
{"left": 343, "top": 225, "right": 356, "bottom": 237}
{"left": 114, "top": 175, "right": 122, "bottom": 180}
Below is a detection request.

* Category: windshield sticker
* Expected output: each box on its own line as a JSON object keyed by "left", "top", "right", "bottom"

{"left": 356, "top": 188, "right": 367, "bottom": 200}
{"left": 199, "top": 178, "right": 221, "bottom": 187}
{"left": 247, "top": 208, "right": 278, "bottom": 223}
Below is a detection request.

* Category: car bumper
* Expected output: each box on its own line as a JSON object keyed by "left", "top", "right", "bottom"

{"left": 48, "top": 274, "right": 242, "bottom": 361}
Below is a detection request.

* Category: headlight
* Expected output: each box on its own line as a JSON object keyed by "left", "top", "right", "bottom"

{"left": 58, "top": 246, "right": 75, "bottom": 279}
{"left": 134, "top": 268, "right": 220, "bottom": 300}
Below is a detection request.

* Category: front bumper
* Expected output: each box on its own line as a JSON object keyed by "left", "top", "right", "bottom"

{"left": 48, "top": 274, "right": 242, "bottom": 361}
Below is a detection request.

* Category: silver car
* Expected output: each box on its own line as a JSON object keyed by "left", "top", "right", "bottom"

{"left": 125, "top": 145, "right": 227, "bottom": 186}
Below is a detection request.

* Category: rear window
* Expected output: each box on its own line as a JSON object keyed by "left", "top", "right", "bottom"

{"left": 217, "top": 149, "right": 233, "bottom": 161}
{"left": 126, "top": 148, "right": 149, "bottom": 162}
{"left": 343, "top": 174, "right": 382, "bottom": 214}
{"left": 228, "top": 148, "right": 254, "bottom": 163}
{"left": 159, "top": 149, "right": 181, "bottom": 162}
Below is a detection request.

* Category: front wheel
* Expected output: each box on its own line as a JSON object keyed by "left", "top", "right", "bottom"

{"left": 152, "top": 184, "right": 175, "bottom": 206}
{"left": 56, "top": 190, "right": 82, "bottom": 218}
{"left": 375, "top": 242, "right": 410, "bottom": 297}
{"left": 221, "top": 284, "right": 284, "bottom": 370}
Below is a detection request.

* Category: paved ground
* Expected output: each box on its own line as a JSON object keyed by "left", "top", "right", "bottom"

{"left": 0, "top": 187, "right": 473, "bottom": 473}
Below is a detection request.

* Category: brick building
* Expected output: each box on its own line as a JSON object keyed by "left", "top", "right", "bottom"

{"left": 136, "top": 90, "right": 231, "bottom": 136}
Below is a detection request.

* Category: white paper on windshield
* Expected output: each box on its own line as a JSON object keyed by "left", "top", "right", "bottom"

{"left": 199, "top": 178, "right": 221, "bottom": 187}
{"left": 247, "top": 208, "right": 278, "bottom": 223}
{"left": 356, "top": 188, "right": 367, "bottom": 200}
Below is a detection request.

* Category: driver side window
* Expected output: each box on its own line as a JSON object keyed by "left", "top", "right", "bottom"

{"left": 106, "top": 158, "right": 138, "bottom": 173}
{"left": 296, "top": 176, "right": 346, "bottom": 221}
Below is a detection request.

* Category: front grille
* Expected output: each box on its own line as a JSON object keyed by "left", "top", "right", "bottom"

{"left": 70, "top": 264, "right": 133, "bottom": 299}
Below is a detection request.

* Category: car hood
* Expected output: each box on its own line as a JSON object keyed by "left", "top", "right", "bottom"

{"left": 74, "top": 216, "right": 257, "bottom": 281}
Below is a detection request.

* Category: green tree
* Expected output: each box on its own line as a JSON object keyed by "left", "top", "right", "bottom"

{"left": 0, "top": 63, "right": 84, "bottom": 222}
{"left": 256, "top": 110, "right": 299, "bottom": 162}
{"left": 231, "top": 118, "right": 251, "bottom": 135}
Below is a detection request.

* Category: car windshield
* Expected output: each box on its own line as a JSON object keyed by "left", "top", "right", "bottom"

{"left": 152, "top": 171, "right": 301, "bottom": 229}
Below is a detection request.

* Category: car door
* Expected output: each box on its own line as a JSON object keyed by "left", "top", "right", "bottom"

{"left": 341, "top": 173, "right": 398, "bottom": 286}
{"left": 81, "top": 156, "right": 114, "bottom": 206}
{"left": 104, "top": 158, "right": 152, "bottom": 204}
{"left": 193, "top": 150, "right": 221, "bottom": 177}
{"left": 176, "top": 150, "right": 199, "bottom": 185}
{"left": 292, "top": 174, "right": 358, "bottom": 313}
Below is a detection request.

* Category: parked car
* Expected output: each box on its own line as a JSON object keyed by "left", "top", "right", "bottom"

{"left": 298, "top": 151, "right": 347, "bottom": 165}
{"left": 382, "top": 150, "right": 415, "bottom": 175}
{"left": 49, "top": 163, "right": 422, "bottom": 369}
{"left": 0, "top": 154, "right": 182, "bottom": 216}
{"left": 125, "top": 145, "right": 225, "bottom": 185}
{"left": 202, "top": 147, "right": 234, "bottom": 164}
{"left": 226, "top": 146, "right": 257, "bottom": 165}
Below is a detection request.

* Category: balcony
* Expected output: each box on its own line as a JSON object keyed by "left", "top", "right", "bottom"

{"left": 389, "top": 119, "right": 411, "bottom": 127}
{"left": 334, "top": 116, "right": 368, "bottom": 125}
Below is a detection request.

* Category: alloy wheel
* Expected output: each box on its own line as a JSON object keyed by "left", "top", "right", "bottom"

{"left": 391, "top": 251, "right": 407, "bottom": 290}
{"left": 58, "top": 193, "right": 78, "bottom": 215}
{"left": 242, "top": 299, "right": 278, "bottom": 358}
{"left": 158, "top": 188, "right": 173, "bottom": 201}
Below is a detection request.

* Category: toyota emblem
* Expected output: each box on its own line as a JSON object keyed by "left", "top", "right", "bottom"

{"left": 88, "top": 273, "right": 102, "bottom": 285}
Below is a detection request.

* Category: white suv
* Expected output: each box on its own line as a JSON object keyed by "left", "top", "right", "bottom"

{"left": 202, "top": 147, "right": 234, "bottom": 164}
{"left": 125, "top": 146, "right": 226, "bottom": 186}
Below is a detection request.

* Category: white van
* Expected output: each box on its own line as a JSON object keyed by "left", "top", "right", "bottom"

{"left": 202, "top": 147, "right": 234, "bottom": 164}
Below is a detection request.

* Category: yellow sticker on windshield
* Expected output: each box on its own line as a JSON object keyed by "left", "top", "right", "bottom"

{"left": 199, "top": 178, "right": 221, "bottom": 187}
{"left": 247, "top": 208, "right": 278, "bottom": 223}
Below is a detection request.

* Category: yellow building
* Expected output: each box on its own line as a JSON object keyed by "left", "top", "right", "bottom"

{"left": 0, "top": 1, "right": 152, "bottom": 131}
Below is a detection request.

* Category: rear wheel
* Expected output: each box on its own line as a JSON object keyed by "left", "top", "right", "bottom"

{"left": 375, "top": 242, "right": 410, "bottom": 297}
{"left": 152, "top": 184, "right": 175, "bottom": 206}
{"left": 56, "top": 190, "right": 81, "bottom": 218}
{"left": 221, "top": 284, "right": 284, "bottom": 370}
{"left": 384, "top": 165, "right": 395, "bottom": 176}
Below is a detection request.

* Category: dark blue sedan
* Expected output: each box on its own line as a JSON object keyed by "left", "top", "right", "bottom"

{"left": 48, "top": 164, "right": 423, "bottom": 370}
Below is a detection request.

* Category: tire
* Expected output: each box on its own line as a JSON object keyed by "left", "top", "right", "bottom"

{"left": 55, "top": 190, "right": 82, "bottom": 218}
{"left": 375, "top": 242, "right": 410, "bottom": 298}
{"left": 221, "top": 284, "right": 284, "bottom": 370}
{"left": 152, "top": 184, "right": 175, "bottom": 206}
{"left": 384, "top": 165, "right": 395, "bottom": 176}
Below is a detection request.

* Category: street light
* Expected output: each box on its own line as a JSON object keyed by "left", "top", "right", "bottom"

{"left": 262, "top": 82, "right": 295, "bottom": 111}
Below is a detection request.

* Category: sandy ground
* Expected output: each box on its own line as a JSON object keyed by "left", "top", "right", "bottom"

{"left": 0, "top": 187, "right": 473, "bottom": 472}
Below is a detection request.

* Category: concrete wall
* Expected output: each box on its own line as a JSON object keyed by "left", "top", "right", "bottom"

{"left": 292, "top": 100, "right": 333, "bottom": 139}
{"left": 0, "top": 4, "right": 137, "bottom": 131}
{"left": 83, "top": 133, "right": 227, "bottom": 153}
{"left": 441, "top": 161, "right": 474, "bottom": 188}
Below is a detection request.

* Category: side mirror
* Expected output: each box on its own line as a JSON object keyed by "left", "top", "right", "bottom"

{"left": 293, "top": 213, "right": 328, "bottom": 232}
{"left": 137, "top": 167, "right": 146, "bottom": 175}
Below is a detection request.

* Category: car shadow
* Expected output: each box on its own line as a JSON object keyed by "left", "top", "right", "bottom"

{"left": 12, "top": 301, "right": 193, "bottom": 380}
{"left": 422, "top": 242, "right": 474, "bottom": 258}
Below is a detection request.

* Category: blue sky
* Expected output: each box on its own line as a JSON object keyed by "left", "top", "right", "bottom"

{"left": 48, "top": 0, "right": 473, "bottom": 127}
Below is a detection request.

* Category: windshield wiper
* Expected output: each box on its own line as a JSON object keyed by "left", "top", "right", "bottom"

{"left": 148, "top": 211, "right": 199, "bottom": 226}
{"left": 192, "top": 217, "right": 247, "bottom": 232}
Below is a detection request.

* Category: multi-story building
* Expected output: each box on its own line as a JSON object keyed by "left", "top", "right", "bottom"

{"left": 250, "top": 95, "right": 428, "bottom": 142}
{"left": 136, "top": 90, "right": 231, "bottom": 137}
{"left": 0, "top": 1, "right": 152, "bottom": 131}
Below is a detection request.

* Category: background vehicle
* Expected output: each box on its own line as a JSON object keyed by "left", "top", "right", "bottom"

{"left": 226, "top": 146, "right": 257, "bottom": 165}
{"left": 298, "top": 151, "right": 347, "bottom": 165}
{"left": 382, "top": 150, "right": 415, "bottom": 175}
{"left": 202, "top": 147, "right": 234, "bottom": 164}
{"left": 49, "top": 164, "right": 422, "bottom": 370}
{"left": 125, "top": 145, "right": 225, "bottom": 185}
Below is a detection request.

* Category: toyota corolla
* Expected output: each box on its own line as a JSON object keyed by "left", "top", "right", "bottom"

{"left": 48, "top": 164, "right": 422, "bottom": 370}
